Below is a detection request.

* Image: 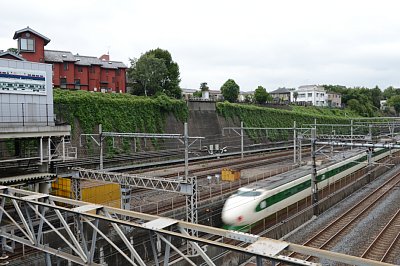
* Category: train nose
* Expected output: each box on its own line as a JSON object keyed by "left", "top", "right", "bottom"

{"left": 221, "top": 210, "right": 245, "bottom": 225}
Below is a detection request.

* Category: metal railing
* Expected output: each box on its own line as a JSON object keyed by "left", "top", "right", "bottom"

{"left": 0, "top": 102, "right": 55, "bottom": 127}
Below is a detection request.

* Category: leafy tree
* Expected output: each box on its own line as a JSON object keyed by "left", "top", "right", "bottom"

{"left": 323, "top": 85, "right": 379, "bottom": 116}
{"left": 221, "top": 79, "right": 240, "bottom": 103}
{"left": 128, "top": 54, "right": 167, "bottom": 96}
{"left": 387, "top": 95, "right": 400, "bottom": 115}
{"left": 7, "top": 48, "right": 18, "bottom": 54}
{"left": 254, "top": 86, "right": 268, "bottom": 104}
{"left": 128, "top": 48, "right": 182, "bottom": 98}
{"left": 347, "top": 99, "right": 364, "bottom": 115}
{"left": 369, "top": 86, "right": 382, "bottom": 109}
{"left": 293, "top": 91, "right": 298, "bottom": 102}
{"left": 383, "top": 86, "right": 400, "bottom": 99}
{"left": 193, "top": 90, "right": 202, "bottom": 97}
{"left": 200, "top": 82, "right": 209, "bottom": 91}
{"left": 244, "top": 94, "right": 255, "bottom": 103}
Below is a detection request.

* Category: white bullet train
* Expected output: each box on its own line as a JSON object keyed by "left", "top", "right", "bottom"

{"left": 221, "top": 148, "right": 394, "bottom": 231}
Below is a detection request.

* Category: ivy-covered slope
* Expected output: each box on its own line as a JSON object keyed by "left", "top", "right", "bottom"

{"left": 216, "top": 102, "right": 355, "bottom": 140}
{"left": 53, "top": 89, "right": 188, "bottom": 134}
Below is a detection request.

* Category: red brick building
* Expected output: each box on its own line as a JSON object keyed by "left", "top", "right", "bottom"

{"left": 1, "top": 27, "right": 127, "bottom": 93}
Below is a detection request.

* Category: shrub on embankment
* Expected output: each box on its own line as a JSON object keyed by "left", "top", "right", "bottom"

{"left": 216, "top": 102, "right": 359, "bottom": 141}
{"left": 53, "top": 89, "right": 188, "bottom": 155}
{"left": 53, "top": 89, "right": 188, "bottom": 134}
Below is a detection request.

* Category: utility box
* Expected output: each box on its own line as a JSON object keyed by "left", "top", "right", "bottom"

{"left": 52, "top": 177, "right": 121, "bottom": 209}
{"left": 221, "top": 168, "right": 240, "bottom": 181}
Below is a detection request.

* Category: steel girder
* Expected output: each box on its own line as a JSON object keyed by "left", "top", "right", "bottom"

{"left": 73, "top": 167, "right": 190, "bottom": 195}
{"left": 0, "top": 186, "right": 392, "bottom": 266}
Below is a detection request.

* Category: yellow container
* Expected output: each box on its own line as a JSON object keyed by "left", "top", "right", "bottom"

{"left": 52, "top": 177, "right": 121, "bottom": 208}
{"left": 221, "top": 168, "right": 240, "bottom": 181}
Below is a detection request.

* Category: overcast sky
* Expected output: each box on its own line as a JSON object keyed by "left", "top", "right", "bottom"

{"left": 1, "top": 0, "right": 400, "bottom": 91}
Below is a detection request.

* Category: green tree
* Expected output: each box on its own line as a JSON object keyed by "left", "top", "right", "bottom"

{"left": 254, "top": 86, "right": 268, "bottom": 104}
{"left": 193, "top": 90, "right": 202, "bottom": 97}
{"left": 293, "top": 91, "right": 298, "bottom": 102}
{"left": 221, "top": 79, "right": 240, "bottom": 103}
{"left": 369, "top": 86, "right": 382, "bottom": 109}
{"left": 128, "top": 48, "right": 182, "bottom": 98}
{"left": 387, "top": 95, "right": 400, "bottom": 116}
{"left": 244, "top": 94, "right": 255, "bottom": 103}
{"left": 128, "top": 54, "right": 167, "bottom": 96}
{"left": 7, "top": 48, "right": 18, "bottom": 54}
{"left": 383, "top": 86, "right": 400, "bottom": 99}
{"left": 200, "top": 82, "right": 209, "bottom": 91}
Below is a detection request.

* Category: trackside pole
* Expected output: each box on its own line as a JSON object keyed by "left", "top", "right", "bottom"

{"left": 311, "top": 128, "right": 319, "bottom": 215}
{"left": 241, "top": 121, "right": 244, "bottom": 159}
{"left": 293, "top": 121, "right": 296, "bottom": 164}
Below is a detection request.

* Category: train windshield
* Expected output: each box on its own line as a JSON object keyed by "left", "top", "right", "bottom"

{"left": 236, "top": 189, "right": 261, "bottom": 197}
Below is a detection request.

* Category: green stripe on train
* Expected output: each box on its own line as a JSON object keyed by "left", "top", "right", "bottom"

{"left": 255, "top": 149, "right": 388, "bottom": 212}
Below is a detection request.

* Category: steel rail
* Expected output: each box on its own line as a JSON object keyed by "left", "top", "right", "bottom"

{"left": 360, "top": 208, "right": 400, "bottom": 262}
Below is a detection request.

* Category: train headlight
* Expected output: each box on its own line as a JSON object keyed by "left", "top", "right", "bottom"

{"left": 237, "top": 216, "right": 243, "bottom": 222}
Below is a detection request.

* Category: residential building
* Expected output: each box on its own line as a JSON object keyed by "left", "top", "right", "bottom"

{"left": 209, "top": 90, "right": 223, "bottom": 101}
{"left": 238, "top": 91, "right": 254, "bottom": 102}
{"left": 0, "top": 27, "right": 127, "bottom": 93}
{"left": 181, "top": 88, "right": 197, "bottom": 100}
{"left": 327, "top": 92, "right": 342, "bottom": 107}
{"left": 294, "top": 85, "right": 327, "bottom": 106}
{"left": 270, "top": 87, "right": 293, "bottom": 102}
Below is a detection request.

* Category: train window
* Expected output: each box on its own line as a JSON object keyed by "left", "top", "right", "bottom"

{"left": 237, "top": 190, "right": 261, "bottom": 197}
{"left": 260, "top": 200, "right": 267, "bottom": 209}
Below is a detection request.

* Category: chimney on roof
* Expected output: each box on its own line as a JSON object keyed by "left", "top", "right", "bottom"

{"left": 99, "top": 54, "right": 109, "bottom": 61}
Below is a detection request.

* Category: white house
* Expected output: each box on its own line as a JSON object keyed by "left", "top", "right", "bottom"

{"left": 294, "top": 85, "right": 327, "bottom": 106}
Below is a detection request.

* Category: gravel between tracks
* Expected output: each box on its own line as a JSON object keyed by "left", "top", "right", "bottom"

{"left": 282, "top": 165, "right": 400, "bottom": 265}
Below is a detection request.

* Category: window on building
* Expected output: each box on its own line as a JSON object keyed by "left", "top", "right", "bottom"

{"left": 75, "top": 79, "right": 81, "bottom": 90}
{"left": 60, "top": 78, "right": 67, "bottom": 89}
{"left": 63, "top": 63, "right": 68, "bottom": 71}
{"left": 308, "top": 93, "right": 312, "bottom": 97}
{"left": 299, "top": 93, "right": 305, "bottom": 98}
{"left": 19, "top": 38, "right": 35, "bottom": 51}
{"left": 112, "top": 77, "right": 115, "bottom": 83}
{"left": 116, "top": 69, "right": 120, "bottom": 76}
{"left": 316, "top": 93, "right": 319, "bottom": 97}
{"left": 78, "top": 66, "right": 83, "bottom": 73}
{"left": 90, "top": 66, "right": 95, "bottom": 73}
{"left": 106, "top": 69, "right": 109, "bottom": 74}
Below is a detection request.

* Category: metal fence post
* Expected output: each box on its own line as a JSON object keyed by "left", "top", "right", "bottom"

{"left": 46, "top": 103, "right": 49, "bottom": 126}
{"left": 21, "top": 103, "right": 25, "bottom": 126}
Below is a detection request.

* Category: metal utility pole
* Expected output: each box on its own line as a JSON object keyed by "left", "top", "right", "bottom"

{"left": 241, "top": 121, "right": 244, "bottom": 159}
{"left": 293, "top": 121, "right": 297, "bottom": 164}
{"left": 184, "top": 122, "right": 189, "bottom": 180}
{"left": 99, "top": 124, "right": 103, "bottom": 170}
{"left": 311, "top": 128, "right": 319, "bottom": 215}
{"left": 350, "top": 119, "right": 353, "bottom": 150}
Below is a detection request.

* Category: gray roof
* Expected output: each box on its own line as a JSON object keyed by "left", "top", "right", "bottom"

{"left": 13, "top": 27, "right": 51, "bottom": 45}
{"left": 270, "top": 87, "right": 291, "bottom": 94}
{"left": 0, "top": 51, "right": 26, "bottom": 61}
{"left": 182, "top": 88, "right": 197, "bottom": 93}
{"left": 101, "top": 60, "right": 127, "bottom": 69}
{"left": 74, "top": 55, "right": 103, "bottom": 66}
{"left": 44, "top": 50, "right": 127, "bottom": 68}
{"left": 45, "top": 50, "right": 76, "bottom": 62}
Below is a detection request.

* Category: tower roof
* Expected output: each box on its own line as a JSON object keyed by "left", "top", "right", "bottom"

{"left": 13, "top": 27, "right": 51, "bottom": 45}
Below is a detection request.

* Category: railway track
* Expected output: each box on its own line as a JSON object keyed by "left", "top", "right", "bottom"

{"left": 287, "top": 171, "right": 400, "bottom": 264}
{"left": 360, "top": 208, "right": 400, "bottom": 263}
{"left": 148, "top": 149, "right": 300, "bottom": 179}
{"left": 131, "top": 150, "right": 302, "bottom": 215}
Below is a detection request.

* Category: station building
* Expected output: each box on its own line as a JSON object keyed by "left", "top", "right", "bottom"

{"left": 0, "top": 27, "right": 127, "bottom": 93}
